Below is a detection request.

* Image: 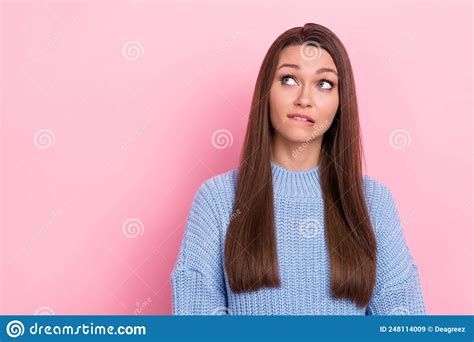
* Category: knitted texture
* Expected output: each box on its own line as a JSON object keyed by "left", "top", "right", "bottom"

{"left": 171, "top": 162, "right": 426, "bottom": 315}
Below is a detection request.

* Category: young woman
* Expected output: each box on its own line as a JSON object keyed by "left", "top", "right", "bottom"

{"left": 171, "top": 23, "right": 426, "bottom": 315}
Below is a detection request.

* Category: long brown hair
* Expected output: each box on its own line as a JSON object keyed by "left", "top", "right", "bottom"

{"left": 224, "top": 23, "right": 377, "bottom": 308}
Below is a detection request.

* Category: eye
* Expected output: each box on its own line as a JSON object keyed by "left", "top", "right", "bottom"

{"left": 280, "top": 74, "right": 297, "bottom": 86}
{"left": 318, "top": 79, "right": 334, "bottom": 90}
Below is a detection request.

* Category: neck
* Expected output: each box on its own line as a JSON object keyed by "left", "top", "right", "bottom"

{"left": 271, "top": 133, "right": 322, "bottom": 171}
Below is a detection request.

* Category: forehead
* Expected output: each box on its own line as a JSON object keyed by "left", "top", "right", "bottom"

{"left": 277, "top": 44, "right": 337, "bottom": 72}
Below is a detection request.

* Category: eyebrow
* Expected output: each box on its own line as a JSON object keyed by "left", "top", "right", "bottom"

{"left": 277, "top": 63, "right": 338, "bottom": 76}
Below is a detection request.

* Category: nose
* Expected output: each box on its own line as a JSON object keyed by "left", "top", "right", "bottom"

{"left": 294, "top": 85, "right": 313, "bottom": 108}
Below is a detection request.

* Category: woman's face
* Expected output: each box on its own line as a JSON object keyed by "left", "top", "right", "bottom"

{"left": 269, "top": 44, "right": 339, "bottom": 144}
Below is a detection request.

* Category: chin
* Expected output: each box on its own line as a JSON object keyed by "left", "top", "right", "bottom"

{"left": 279, "top": 131, "right": 314, "bottom": 144}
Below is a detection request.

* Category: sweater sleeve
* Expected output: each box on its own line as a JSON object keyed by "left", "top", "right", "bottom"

{"left": 366, "top": 185, "right": 426, "bottom": 315}
{"left": 170, "top": 180, "right": 228, "bottom": 315}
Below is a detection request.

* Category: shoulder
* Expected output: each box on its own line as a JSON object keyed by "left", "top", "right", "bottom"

{"left": 195, "top": 167, "right": 237, "bottom": 201}
{"left": 183, "top": 168, "right": 237, "bottom": 247}
{"left": 362, "top": 174, "right": 401, "bottom": 238}
{"left": 199, "top": 167, "right": 237, "bottom": 192}
{"left": 362, "top": 174, "right": 394, "bottom": 206}
{"left": 190, "top": 166, "right": 238, "bottom": 220}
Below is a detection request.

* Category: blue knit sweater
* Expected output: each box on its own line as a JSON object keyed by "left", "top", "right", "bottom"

{"left": 171, "top": 162, "right": 426, "bottom": 315}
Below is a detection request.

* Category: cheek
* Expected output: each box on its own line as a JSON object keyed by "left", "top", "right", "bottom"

{"left": 317, "top": 92, "right": 339, "bottom": 115}
{"left": 269, "top": 87, "right": 287, "bottom": 122}
{"left": 270, "top": 87, "right": 295, "bottom": 116}
{"left": 269, "top": 86, "right": 283, "bottom": 109}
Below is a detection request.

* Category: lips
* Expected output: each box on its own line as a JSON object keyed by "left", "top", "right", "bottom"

{"left": 287, "top": 113, "right": 315, "bottom": 123}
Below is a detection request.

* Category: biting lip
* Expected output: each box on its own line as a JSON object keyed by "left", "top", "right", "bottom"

{"left": 287, "top": 113, "right": 315, "bottom": 123}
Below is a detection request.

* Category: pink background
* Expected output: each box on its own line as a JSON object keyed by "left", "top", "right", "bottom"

{"left": 1, "top": 0, "right": 472, "bottom": 315}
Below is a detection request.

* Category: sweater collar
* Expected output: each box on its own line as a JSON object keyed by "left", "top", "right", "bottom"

{"left": 271, "top": 162, "right": 321, "bottom": 198}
